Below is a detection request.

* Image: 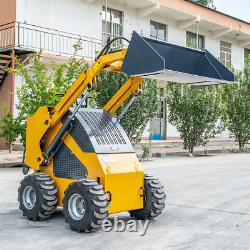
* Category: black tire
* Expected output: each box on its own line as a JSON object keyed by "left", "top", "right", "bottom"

{"left": 63, "top": 178, "right": 109, "bottom": 233}
{"left": 130, "top": 174, "right": 166, "bottom": 220}
{"left": 18, "top": 173, "right": 58, "bottom": 220}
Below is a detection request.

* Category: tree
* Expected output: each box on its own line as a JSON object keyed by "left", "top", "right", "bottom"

{"left": 192, "top": 0, "right": 216, "bottom": 9}
{"left": 222, "top": 60, "right": 250, "bottom": 150}
{"left": 0, "top": 108, "right": 21, "bottom": 152}
{"left": 166, "top": 84, "right": 222, "bottom": 155}
{"left": 0, "top": 42, "right": 88, "bottom": 145}
{"left": 95, "top": 71, "right": 160, "bottom": 144}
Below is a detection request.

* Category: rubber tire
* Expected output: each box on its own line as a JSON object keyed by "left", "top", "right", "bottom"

{"left": 63, "top": 178, "right": 109, "bottom": 233}
{"left": 18, "top": 173, "right": 58, "bottom": 220}
{"left": 129, "top": 174, "right": 166, "bottom": 220}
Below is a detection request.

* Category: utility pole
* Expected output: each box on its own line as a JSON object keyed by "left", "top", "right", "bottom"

{"left": 196, "top": 16, "right": 201, "bottom": 49}
{"left": 105, "top": 0, "right": 108, "bottom": 43}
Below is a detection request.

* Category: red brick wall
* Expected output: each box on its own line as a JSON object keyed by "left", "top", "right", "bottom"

{"left": 0, "top": 74, "right": 12, "bottom": 149}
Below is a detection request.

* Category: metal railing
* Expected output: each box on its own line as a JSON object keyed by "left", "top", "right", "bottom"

{"left": 0, "top": 22, "right": 103, "bottom": 60}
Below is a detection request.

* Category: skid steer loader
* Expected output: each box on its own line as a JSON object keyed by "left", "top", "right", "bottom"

{"left": 18, "top": 31, "right": 234, "bottom": 232}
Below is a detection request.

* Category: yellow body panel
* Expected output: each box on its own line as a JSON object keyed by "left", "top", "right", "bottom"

{"left": 25, "top": 106, "right": 51, "bottom": 170}
{"left": 105, "top": 172, "right": 143, "bottom": 213}
{"left": 99, "top": 154, "right": 144, "bottom": 213}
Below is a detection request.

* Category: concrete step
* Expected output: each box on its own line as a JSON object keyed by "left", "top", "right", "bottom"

{"left": 0, "top": 59, "right": 9, "bottom": 65}
{"left": 0, "top": 54, "right": 11, "bottom": 59}
{"left": 135, "top": 139, "right": 248, "bottom": 159}
{"left": 136, "top": 139, "right": 236, "bottom": 149}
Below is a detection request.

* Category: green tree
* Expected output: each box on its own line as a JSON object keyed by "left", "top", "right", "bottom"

{"left": 166, "top": 84, "right": 222, "bottom": 155}
{"left": 0, "top": 108, "right": 21, "bottom": 151}
{"left": 192, "top": 0, "right": 216, "bottom": 9}
{"left": 222, "top": 60, "right": 250, "bottom": 150}
{"left": 1, "top": 43, "right": 88, "bottom": 145}
{"left": 95, "top": 71, "right": 160, "bottom": 144}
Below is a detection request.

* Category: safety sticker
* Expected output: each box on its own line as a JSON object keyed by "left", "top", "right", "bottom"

{"left": 98, "top": 155, "right": 116, "bottom": 163}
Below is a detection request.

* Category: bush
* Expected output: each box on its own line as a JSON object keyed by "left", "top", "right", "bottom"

{"left": 0, "top": 109, "right": 21, "bottom": 150}
{"left": 141, "top": 141, "right": 152, "bottom": 161}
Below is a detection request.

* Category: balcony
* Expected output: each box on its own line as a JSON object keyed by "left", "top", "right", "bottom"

{"left": 0, "top": 22, "right": 103, "bottom": 60}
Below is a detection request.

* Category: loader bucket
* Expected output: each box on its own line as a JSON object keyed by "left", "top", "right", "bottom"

{"left": 122, "top": 31, "right": 234, "bottom": 85}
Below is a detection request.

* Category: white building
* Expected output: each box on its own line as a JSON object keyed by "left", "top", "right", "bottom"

{"left": 1, "top": 0, "right": 250, "bottom": 148}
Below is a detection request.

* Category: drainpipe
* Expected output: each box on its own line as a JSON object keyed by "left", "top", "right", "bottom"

{"left": 105, "top": 0, "right": 108, "bottom": 43}
{"left": 196, "top": 16, "right": 201, "bottom": 49}
{"left": 9, "top": 48, "right": 15, "bottom": 153}
{"left": 196, "top": 21, "right": 199, "bottom": 49}
{"left": 10, "top": 48, "right": 15, "bottom": 115}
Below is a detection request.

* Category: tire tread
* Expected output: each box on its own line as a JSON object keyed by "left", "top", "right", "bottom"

{"left": 18, "top": 173, "right": 58, "bottom": 221}
{"left": 129, "top": 174, "right": 166, "bottom": 220}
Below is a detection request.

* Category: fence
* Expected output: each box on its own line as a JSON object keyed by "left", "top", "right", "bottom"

{"left": 0, "top": 22, "right": 103, "bottom": 60}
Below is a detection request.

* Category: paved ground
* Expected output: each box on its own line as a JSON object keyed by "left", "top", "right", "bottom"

{"left": 0, "top": 153, "right": 250, "bottom": 250}
{"left": 0, "top": 150, "right": 23, "bottom": 168}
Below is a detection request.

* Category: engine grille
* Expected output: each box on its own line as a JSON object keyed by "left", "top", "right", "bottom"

{"left": 78, "top": 110, "right": 126, "bottom": 145}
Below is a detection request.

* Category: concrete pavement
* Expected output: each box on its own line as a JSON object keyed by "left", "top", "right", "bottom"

{"left": 0, "top": 150, "right": 23, "bottom": 168}
{"left": 0, "top": 153, "right": 250, "bottom": 250}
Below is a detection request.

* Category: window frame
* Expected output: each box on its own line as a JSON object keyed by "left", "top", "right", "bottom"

{"left": 220, "top": 41, "right": 232, "bottom": 67}
{"left": 244, "top": 48, "right": 250, "bottom": 62}
{"left": 150, "top": 20, "right": 167, "bottom": 41}
{"left": 186, "top": 31, "right": 205, "bottom": 50}
{"left": 102, "top": 7, "right": 123, "bottom": 46}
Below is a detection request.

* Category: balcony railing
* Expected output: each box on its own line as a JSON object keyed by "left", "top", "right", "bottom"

{"left": 0, "top": 22, "right": 103, "bottom": 60}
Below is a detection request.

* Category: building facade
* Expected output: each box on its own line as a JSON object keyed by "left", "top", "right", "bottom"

{"left": 1, "top": 0, "right": 250, "bottom": 148}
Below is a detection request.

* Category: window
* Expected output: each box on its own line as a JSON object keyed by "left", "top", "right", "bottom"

{"left": 102, "top": 7, "right": 123, "bottom": 46}
{"left": 157, "top": 100, "right": 164, "bottom": 119}
{"left": 150, "top": 21, "right": 167, "bottom": 41}
{"left": 156, "top": 88, "right": 165, "bottom": 119}
{"left": 186, "top": 31, "right": 205, "bottom": 50}
{"left": 244, "top": 48, "right": 250, "bottom": 61}
{"left": 220, "top": 41, "right": 231, "bottom": 67}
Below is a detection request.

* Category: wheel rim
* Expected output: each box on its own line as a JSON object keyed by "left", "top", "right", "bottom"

{"left": 68, "top": 194, "right": 86, "bottom": 221}
{"left": 22, "top": 186, "right": 37, "bottom": 210}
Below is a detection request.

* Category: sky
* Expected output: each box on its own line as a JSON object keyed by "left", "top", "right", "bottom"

{"left": 213, "top": 0, "right": 250, "bottom": 23}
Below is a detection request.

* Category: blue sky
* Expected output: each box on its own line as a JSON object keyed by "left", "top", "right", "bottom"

{"left": 213, "top": 0, "right": 250, "bottom": 22}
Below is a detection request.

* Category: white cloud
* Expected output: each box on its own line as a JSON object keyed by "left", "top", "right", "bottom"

{"left": 213, "top": 0, "right": 250, "bottom": 22}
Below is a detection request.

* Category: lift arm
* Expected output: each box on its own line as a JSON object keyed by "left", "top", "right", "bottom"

{"left": 50, "top": 49, "right": 127, "bottom": 126}
{"left": 103, "top": 77, "right": 143, "bottom": 115}
{"left": 41, "top": 49, "right": 131, "bottom": 165}
{"left": 26, "top": 31, "right": 234, "bottom": 168}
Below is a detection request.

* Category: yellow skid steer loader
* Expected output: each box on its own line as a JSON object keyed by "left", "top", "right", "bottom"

{"left": 18, "top": 31, "right": 234, "bottom": 232}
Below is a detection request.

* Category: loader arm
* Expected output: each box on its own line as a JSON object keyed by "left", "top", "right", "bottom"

{"left": 103, "top": 76, "right": 143, "bottom": 115}
{"left": 25, "top": 31, "right": 234, "bottom": 170}
{"left": 24, "top": 49, "right": 131, "bottom": 169}
{"left": 50, "top": 49, "right": 128, "bottom": 126}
